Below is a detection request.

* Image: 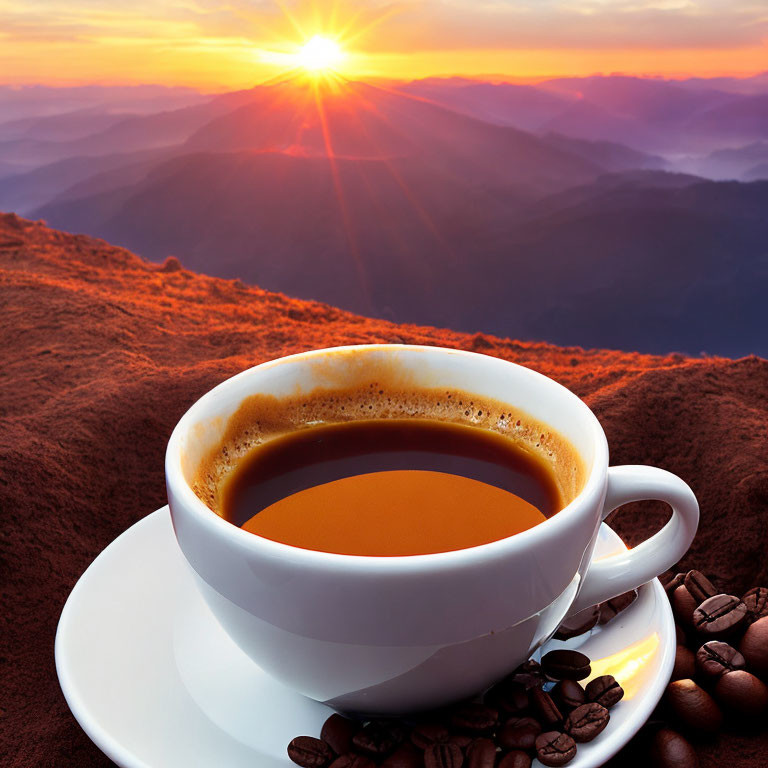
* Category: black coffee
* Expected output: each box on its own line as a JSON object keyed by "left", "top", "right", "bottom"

{"left": 219, "top": 418, "right": 563, "bottom": 556}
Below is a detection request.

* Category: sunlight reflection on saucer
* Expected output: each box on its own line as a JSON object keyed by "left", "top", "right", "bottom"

{"left": 586, "top": 633, "right": 660, "bottom": 700}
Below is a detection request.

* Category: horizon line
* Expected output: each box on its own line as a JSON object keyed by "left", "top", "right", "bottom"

{"left": 2, "top": 68, "right": 767, "bottom": 94}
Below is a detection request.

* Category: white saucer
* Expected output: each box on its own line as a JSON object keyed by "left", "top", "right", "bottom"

{"left": 56, "top": 508, "right": 675, "bottom": 768}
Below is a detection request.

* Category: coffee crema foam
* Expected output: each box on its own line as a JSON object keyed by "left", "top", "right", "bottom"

{"left": 192, "top": 381, "right": 586, "bottom": 517}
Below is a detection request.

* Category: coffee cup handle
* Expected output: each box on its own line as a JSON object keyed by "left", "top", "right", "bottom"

{"left": 566, "top": 465, "right": 699, "bottom": 616}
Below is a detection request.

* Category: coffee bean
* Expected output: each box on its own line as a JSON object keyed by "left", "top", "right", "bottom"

{"left": 515, "top": 659, "right": 542, "bottom": 675}
{"left": 663, "top": 572, "right": 686, "bottom": 595}
{"left": 664, "top": 679, "right": 722, "bottom": 732}
{"left": 551, "top": 679, "right": 586, "bottom": 711}
{"left": 649, "top": 728, "right": 699, "bottom": 768}
{"left": 484, "top": 680, "right": 529, "bottom": 716}
{"left": 410, "top": 723, "right": 449, "bottom": 750}
{"left": 671, "top": 585, "right": 698, "bottom": 626}
{"left": 424, "top": 742, "right": 463, "bottom": 768}
{"left": 742, "top": 587, "right": 768, "bottom": 623}
{"left": 739, "top": 616, "right": 768, "bottom": 676}
{"left": 464, "top": 737, "right": 497, "bottom": 768}
{"left": 450, "top": 703, "right": 498, "bottom": 733}
{"left": 352, "top": 721, "right": 404, "bottom": 757}
{"left": 497, "top": 716, "right": 542, "bottom": 751}
{"left": 288, "top": 736, "right": 334, "bottom": 767}
{"left": 330, "top": 755, "right": 376, "bottom": 768}
{"left": 498, "top": 751, "right": 531, "bottom": 768}
{"left": 693, "top": 594, "right": 747, "bottom": 637}
{"left": 391, "top": 723, "right": 410, "bottom": 744}
{"left": 381, "top": 744, "right": 423, "bottom": 768}
{"left": 554, "top": 605, "right": 600, "bottom": 640}
{"left": 509, "top": 660, "right": 545, "bottom": 690}
{"left": 695, "top": 641, "right": 746, "bottom": 680}
{"left": 585, "top": 675, "right": 624, "bottom": 709}
{"left": 447, "top": 733, "right": 472, "bottom": 749}
{"left": 675, "top": 624, "right": 687, "bottom": 645}
{"left": 541, "top": 650, "right": 591, "bottom": 680}
{"left": 598, "top": 590, "right": 637, "bottom": 624}
{"left": 531, "top": 687, "right": 563, "bottom": 726}
{"left": 564, "top": 702, "right": 609, "bottom": 742}
{"left": 534, "top": 731, "right": 577, "bottom": 767}
{"left": 714, "top": 670, "right": 768, "bottom": 717}
{"left": 684, "top": 570, "right": 718, "bottom": 604}
{"left": 672, "top": 645, "right": 696, "bottom": 681}
{"left": 321, "top": 714, "right": 358, "bottom": 755}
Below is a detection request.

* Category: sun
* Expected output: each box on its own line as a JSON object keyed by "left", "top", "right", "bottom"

{"left": 297, "top": 35, "right": 344, "bottom": 73}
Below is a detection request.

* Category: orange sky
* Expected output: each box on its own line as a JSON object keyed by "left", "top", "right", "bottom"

{"left": 1, "top": 1, "right": 766, "bottom": 89}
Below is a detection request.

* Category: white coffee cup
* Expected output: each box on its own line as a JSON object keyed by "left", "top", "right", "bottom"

{"left": 166, "top": 345, "right": 698, "bottom": 714}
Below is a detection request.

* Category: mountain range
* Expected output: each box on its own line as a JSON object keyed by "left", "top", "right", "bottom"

{"left": 405, "top": 75, "right": 768, "bottom": 154}
{"left": 1, "top": 74, "right": 766, "bottom": 356}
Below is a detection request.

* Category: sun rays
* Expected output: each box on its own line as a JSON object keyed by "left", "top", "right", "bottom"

{"left": 243, "top": 1, "right": 450, "bottom": 312}
{"left": 251, "top": 0, "right": 405, "bottom": 80}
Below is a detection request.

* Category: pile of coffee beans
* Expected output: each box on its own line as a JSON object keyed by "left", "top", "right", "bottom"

{"left": 287, "top": 650, "right": 625, "bottom": 767}
{"left": 287, "top": 570, "right": 766, "bottom": 767}
{"left": 645, "top": 570, "right": 768, "bottom": 767}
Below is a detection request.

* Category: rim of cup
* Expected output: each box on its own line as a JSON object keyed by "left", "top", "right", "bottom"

{"left": 166, "top": 344, "right": 609, "bottom": 573}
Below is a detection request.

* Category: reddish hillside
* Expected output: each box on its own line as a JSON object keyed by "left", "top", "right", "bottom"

{"left": 1, "top": 212, "right": 767, "bottom": 768}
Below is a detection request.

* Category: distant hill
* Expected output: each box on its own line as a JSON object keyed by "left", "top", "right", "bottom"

{"left": 679, "top": 142, "right": 768, "bottom": 180}
{"left": 521, "top": 170, "right": 703, "bottom": 217}
{"left": 537, "top": 99, "right": 658, "bottom": 152}
{"left": 0, "top": 87, "right": 262, "bottom": 168}
{"left": 0, "top": 84, "right": 207, "bottom": 122}
{"left": 0, "top": 103, "right": 218, "bottom": 168}
{"left": 744, "top": 162, "right": 768, "bottom": 181}
{"left": 0, "top": 110, "right": 134, "bottom": 143}
{"left": 410, "top": 75, "right": 768, "bottom": 154}
{"left": 38, "top": 150, "right": 512, "bottom": 322}
{"left": 37, "top": 147, "right": 768, "bottom": 356}
{"left": 538, "top": 76, "right": 735, "bottom": 126}
{"left": 536, "top": 134, "right": 665, "bottom": 173}
{"left": 0, "top": 160, "right": 21, "bottom": 179}
{"left": 402, "top": 78, "right": 571, "bottom": 131}
{"left": 182, "top": 79, "right": 603, "bottom": 194}
{"left": 685, "top": 95, "right": 768, "bottom": 147}
{"left": 0, "top": 148, "right": 176, "bottom": 214}
{"left": 673, "top": 72, "right": 768, "bottom": 96}
{"left": 480, "top": 180, "right": 768, "bottom": 356}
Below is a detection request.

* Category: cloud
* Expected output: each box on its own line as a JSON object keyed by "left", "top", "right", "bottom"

{"left": 0, "top": 22, "right": 92, "bottom": 44}
{"left": 0, "top": 4, "right": 100, "bottom": 43}
{"left": 0, "top": 0, "right": 766, "bottom": 52}
{"left": 362, "top": 1, "right": 768, "bottom": 52}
